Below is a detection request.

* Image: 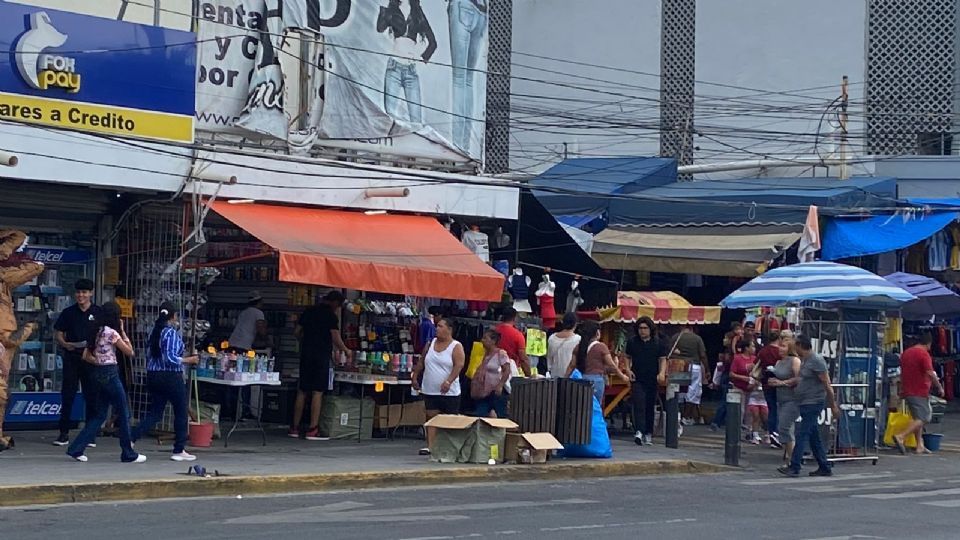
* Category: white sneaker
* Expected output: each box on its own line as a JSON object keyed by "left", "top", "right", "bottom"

{"left": 171, "top": 451, "right": 197, "bottom": 462}
{"left": 634, "top": 431, "right": 644, "bottom": 446}
{"left": 131, "top": 454, "right": 147, "bottom": 464}
{"left": 643, "top": 434, "right": 653, "bottom": 446}
{"left": 87, "top": 443, "right": 96, "bottom": 448}
{"left": 681, "top": 417, "right": 694, "bottom": 426}
{"left": 71, "top": 454, "right": 88, "bottom": 462}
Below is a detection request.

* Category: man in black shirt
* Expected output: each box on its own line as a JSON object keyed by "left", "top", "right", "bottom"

{"left": 53, "top": 278, "right": 100, "bottom": 446}
{"left": 623, "top": 316, "right": 667, "bottom": 446}
{"left": 289, "top": 291, "right": 350, "bottom": 441}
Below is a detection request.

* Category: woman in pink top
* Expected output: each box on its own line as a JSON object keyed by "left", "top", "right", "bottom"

{"left": 66, "top": 302, "right": 145, "bottom": 463}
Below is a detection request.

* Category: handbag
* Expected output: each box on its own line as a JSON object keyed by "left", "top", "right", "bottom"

{"left": 664, "top": 337, "right": 691, "bottom": 385}
{"left": 883, "top": 401, "right": 918, "bottom": 449}
{"left": 470, "top": 354, "right": 490, "bottom": 400}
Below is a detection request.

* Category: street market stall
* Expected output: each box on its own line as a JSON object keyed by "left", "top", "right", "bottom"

{"left": 580, "top": 291, "right": 721, "bottom": 419}
{"left": 722, "top": 261, "right": 916, "bottom": 465}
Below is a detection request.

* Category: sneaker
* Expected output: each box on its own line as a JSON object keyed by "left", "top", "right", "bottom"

{"left": 709, "top": 423, "right": 720, "bottom": 432}
{"left": 128, "top": 454, "right": 147, "bottom": 464}
{"left": 87, "top": 443, "right": 96, "bottom": 448}
{"left": 170, "top": 451, "right": 197, "bottom": 462}
{"left": 304, "top": 427, "right": 329, "bottom": 441}
{"left": 681, "top": 417, "right": 694, "bottom": 426}
{"left": 634, "top": 431, "right": 644, "bottom": 446}
{"left": 287, "top": 427, "right": 300, "bottom": 439}
{"left": 769, "top": 433, "right": 783, "bottom": 449}
{"left": 643, "top": 434, "right": 653, "bottom": 446}
{"left": 809, "top": 468, "right": 833, "bottom": 477}
{"left": 777, "top": 466, "right": 799, "bottom": 478}
{"left": 70, "top": 454, "right": 88, "bottom": 462}
{"left": 52, "top": 434, "right": 69, "bottom": 446}
{"left": 419, "top": 447, "right": 431, "bottom": 456}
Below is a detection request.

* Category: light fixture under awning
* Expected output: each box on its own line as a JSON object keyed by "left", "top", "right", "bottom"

{"left": 592, "top": 224, "right": 803, "bottom": 278}
{"left": 210, "top": 201, "right": 505, "bottom": 301}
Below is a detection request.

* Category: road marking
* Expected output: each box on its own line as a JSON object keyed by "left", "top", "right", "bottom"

{"left": 741, "top": 472, "right": 895, "bottom": 486}
{"left": 853, "top": 487, "right": 960, "bottom": 500}
{"left": 227, "top": 498, "right": 598, "bottom": 524}
{"left": 797, "top": 536, "right": 884, "bottom": 540}
{"left": 920, "top": 499, "right": 960, "bottom": 508}
{"left": 792, "top": 478, "right": 936, "bottom": 493}
{"left": 539, "top": 518, "right": 696, "bottom": 532}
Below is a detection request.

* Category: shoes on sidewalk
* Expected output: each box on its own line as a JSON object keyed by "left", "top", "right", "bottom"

{"left": 287, "top": 427, "right": 300, "bottom": 439}
{"left": 123, "top": 454, "right": 147, "bottom": 464}
{"left": 68, "top": 453, "right": 88, "bottom": 462}
{"left": 53, "top": 434, "right": 69, "bottom": 446}
{"left": 634, "top": 431, "right": 644, "bottom": 446}
{"left": 809, "top": 468, "right": 833, "bottom": 477}
{"left": 171, "top": 451, "right": 197, "bottom": 462}
{"left": 419, "top": 447, "right": 431, "bottom": 456}
{"left": 304, "top": 427, "right": 329, "bottom": 441}
{"left": 643, "top": 434, "right": 653, "bottom": 446}
{"left": 87, "top": 443, "right": 96, "bottom": 448}
{"left": 777, "top": 466, "right": 799, "bottom": 478}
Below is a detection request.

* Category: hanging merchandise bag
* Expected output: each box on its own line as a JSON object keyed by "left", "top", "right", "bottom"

{"left": 558, "top": 370, "right": 613, "bottom": 458}
{"left": 526, "top": 328, "right": 547, "bottom": 357}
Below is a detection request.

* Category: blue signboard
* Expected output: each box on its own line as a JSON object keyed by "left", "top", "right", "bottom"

{"left": 24, "top": 247, "right": 90, "bottom": 265}
{"left": 5, "top": 391, "right": 84, "bottom": 424}
{"left": 0, "top": 2, "right": 196, "bottom": 142}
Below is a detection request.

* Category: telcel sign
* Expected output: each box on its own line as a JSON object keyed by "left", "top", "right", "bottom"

{"left": 0, "top": 4, "right": 196, "bottom": 143}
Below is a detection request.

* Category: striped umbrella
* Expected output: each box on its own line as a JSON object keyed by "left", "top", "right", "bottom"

{"left": 721, "top": 261, "right": 916, "bottom": 309}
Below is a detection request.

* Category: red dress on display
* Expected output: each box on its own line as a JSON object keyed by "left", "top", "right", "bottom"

{"left": 539, "top": 294, "right": 557, "bottom": 330}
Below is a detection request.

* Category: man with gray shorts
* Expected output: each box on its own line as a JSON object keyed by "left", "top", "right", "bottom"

{"left": 892, "top": 333, "right": 943, "bottom": 455}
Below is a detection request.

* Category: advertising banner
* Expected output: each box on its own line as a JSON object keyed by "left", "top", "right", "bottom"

{"left": 0, "top": 3, "right": 196, "bottom": 143}
{"left": 197, "top": 0, "right": 487, "bottom": 162}
{"left": 5, "top": 391, "right": 84, "bottom": 424}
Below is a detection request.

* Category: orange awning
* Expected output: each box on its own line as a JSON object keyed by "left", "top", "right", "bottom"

{"left": 211, "top": 202, "right": 505, "bottom": 301}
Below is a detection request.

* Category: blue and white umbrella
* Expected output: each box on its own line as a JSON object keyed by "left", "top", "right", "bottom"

{"left": 721, "top": 261, "right": 916, "bottom": 309}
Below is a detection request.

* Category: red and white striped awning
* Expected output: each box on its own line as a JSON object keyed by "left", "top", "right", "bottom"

{"left": 583, "top": 291, "right": 721, "bottom": 325}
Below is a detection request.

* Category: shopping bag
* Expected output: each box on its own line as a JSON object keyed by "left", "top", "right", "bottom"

{"left": 466, "top": 341, "right": 485, "bottom": 378}
{"left": 559, "top": 370, "right": 613, "bottom": 458}
{"left": 883, "top": 406, "right": 917, "bottom": 449}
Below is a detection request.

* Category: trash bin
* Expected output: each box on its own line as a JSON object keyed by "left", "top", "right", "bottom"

{"left": 509, "top": 378, "right": 557, "bottom": 433}
{"left": 555, "top": 378, "right": 593, "bottom": 445}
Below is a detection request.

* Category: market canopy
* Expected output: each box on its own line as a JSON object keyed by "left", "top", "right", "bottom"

{"left": 822, "top": 211, "right": 959, "bottom": 261}
{"left": 211, "top": 202, "right": 505, "bottom": 301}
{"left": 721, "top": 261, "right": 916, "bottom": 309}
{"left": 528, "top": 157, "right": 677, "bottom": 226}
{"left": 583, "top": 291, "right": 721, "bottom": 325}
{"left": 883, "top": 272, "right": 960, "bottom": 320}
{"left": 591, "top": 224, "right": 802, "bottom": 278}
{"left": 606, "top": 176, "right": 897, "bottom": 226}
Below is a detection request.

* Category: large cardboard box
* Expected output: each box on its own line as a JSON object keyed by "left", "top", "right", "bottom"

{"left": 374, "top": 401, "right": 427, "bottom": 429}
{"left": 319, "top": 395, "right": 375, "bottom": 440}
{"left": 424, "top": 415, "right": 518, "bottom": 464}
{"left": 504, "top": 432, "right": 564, "bottom": 464}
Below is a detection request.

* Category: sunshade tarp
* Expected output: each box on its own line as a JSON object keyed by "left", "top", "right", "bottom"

{"left": 529, "top": 157, "right": 677, "bottom": 220}
{"left": 583, "top": 291, "right": 721, "bottom": 325}
{"left": 884, "top": 272, "right": 960, "bottom": 320}
{"left": 606, "top": 176, "right": 897, "bottom": 226}
{"left": 591, "top": 224, "right": 802, "bottom": 278}
{"left": 211, "top": 202, "right": 505, "bottom": 301}
{"left": 822, "top": 212, "right": 958, "bottom": 261}
{"left": 721, "top": 261, "right": 916, "bottom": 309}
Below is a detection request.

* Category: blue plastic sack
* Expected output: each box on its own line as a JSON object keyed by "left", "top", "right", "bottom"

{"left": 559, "top": 370, "right": 613, "bottom": 458}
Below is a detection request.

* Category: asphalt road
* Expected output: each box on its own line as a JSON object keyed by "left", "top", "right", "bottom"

{"left": 2, "top": 454, "right": 959, "bottom": 540}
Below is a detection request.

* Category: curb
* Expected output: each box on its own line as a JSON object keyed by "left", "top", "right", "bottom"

{"left": 0, "top": 460, "right": 731, "bottom": 507}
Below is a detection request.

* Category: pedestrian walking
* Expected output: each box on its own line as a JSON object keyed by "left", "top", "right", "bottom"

{"left": 623, "top": 316, "right": 667, "bottom": 446}
{"left": 53, "top": 278, "right": 101, "bottom": 447}
{"left": 565, "top": 320, "right": 628, "bottom": 406}
{"left": 767, "top": 338, "right": 801, "bottom": 463}
{"left": 891, "top": 333, "right": 944, "bottom": 455}
{"left": 66, "top": 302, "right": 145, "bottom": 463}
{"left": 778, "top": 335, "right": 838, "bottom": 478}
{"left": 546, "top": 312, "right": 579, "bottom": 378}
{"left": 756, "top": 331, "right": 783, "bottom": 447}
{"left": 412, "top": 318, "right": 464, "bottom": 455}
{"left": 130, "top": 302, "right": 198, "bottom": 461}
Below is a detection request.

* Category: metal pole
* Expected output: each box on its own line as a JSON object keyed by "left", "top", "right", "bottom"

{"left": 839, "top": 75, "right": 850, "bottom": 180}
{"left": 665, "top": 383, "right": 679, "bottom": 449}
{"left": 725, "top": 390, "right": 742, "bottom": 466}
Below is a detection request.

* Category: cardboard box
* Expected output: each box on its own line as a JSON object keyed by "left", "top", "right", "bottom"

{"left": 374, "top": 401, "right": 427, "bottom": 429}
{"left": 504, "top": 432, "right": 564, "bottom": 464}
{"left": 424, "top": 415, "right": 518, "bottom": 464}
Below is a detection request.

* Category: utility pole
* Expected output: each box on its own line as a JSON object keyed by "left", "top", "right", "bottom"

{"left": 839, "top": 75, "right": 849, "bottom": 180}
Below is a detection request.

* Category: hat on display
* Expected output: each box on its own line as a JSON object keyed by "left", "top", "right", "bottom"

{"left": 248, "top": 291, "right": 263, "bottom": 303}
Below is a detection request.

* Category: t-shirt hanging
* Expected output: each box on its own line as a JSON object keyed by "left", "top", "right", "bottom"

{"left": 461, "top": 230, "right": 490, "bottom": 263}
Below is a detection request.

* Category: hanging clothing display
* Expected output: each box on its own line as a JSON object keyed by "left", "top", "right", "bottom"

{"left": 566, "top": 281, "right": 584, "bottom": 314}
{"left": 461, "top": 229, "right": 490, "bottom": 263}
{"left": 508, "top": 271, "right": 532, "bottom": 313}
{"left": 539, "top": 294, "right": 557, "bottom": 330}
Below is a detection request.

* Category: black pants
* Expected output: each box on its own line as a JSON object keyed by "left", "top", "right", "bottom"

{"left": 60, "top": 357, "right": 97, "bottom": 435}
{"left": 632, "top": 381, "right": 658, "bottom": 436}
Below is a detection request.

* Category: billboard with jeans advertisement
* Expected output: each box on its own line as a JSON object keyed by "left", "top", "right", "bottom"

{"left": 196, "top": 0, "right": 488, "bottom": 163}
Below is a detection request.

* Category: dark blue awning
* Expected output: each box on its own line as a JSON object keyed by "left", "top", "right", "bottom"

{"left": 822, "top": 211, "right": 958, "bottom": 260}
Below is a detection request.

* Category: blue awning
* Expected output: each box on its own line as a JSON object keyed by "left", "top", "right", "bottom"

{"left": 908, "top": 198, "right": 960, "bottom": 207}
{"left": 822, "top": 212, "right": 959, "bottom": 260}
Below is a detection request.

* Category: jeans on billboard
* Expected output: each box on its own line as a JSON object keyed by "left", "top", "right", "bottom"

{"left": 66, "top": 365, "right": 138, "bottom": 462}
{"left": 789, "top": 402, "right": 831, "bottom": 473}
{"left": 448, "top": 0, "right": 487, "bottom": 154}
{"left": 384, "top": 59, "right": 423, "bottom": 124}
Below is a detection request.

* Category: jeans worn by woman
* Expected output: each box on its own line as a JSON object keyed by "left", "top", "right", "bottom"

{"left": 384, "top": 59, "right": 423, "bottom": 124}
{"left": 67, "top": 365, "right": 139, "bottom": 462}
{"left": 448, "top": 0, "right": 487, "bottom": 154}
{"left": 582, "top": 373, "right": 606, "bottom": 407}
{"left": 474, "top": 392, "right": 508, "bottom": 418}
{"left": 131, "top": 371, "right": 188, "bottom": 454}
{"left": 788, "top": 402, "right": 831, "bottom": 473}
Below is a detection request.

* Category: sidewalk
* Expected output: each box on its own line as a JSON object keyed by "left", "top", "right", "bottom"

{"left": 0, "top": 425, "right": 730, "bottom": 507}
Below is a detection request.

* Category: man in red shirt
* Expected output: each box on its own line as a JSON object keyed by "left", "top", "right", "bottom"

{"left": 892, "top": 333, "right": 943, "bottom": 455}
{"left": 495, "top": 308, "right": 531, "bottom": 376}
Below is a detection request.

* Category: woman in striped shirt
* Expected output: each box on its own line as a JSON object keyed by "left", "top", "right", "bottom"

{"left": 131, "top": 302, "right": 198, "bottom": 461}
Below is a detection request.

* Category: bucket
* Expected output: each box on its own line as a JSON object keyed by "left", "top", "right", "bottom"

{"left": 188, "top": 422, "right": 215, "bottom": 448}
{"left": 922, "top": 433, "right": 943, "bottom": 452}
